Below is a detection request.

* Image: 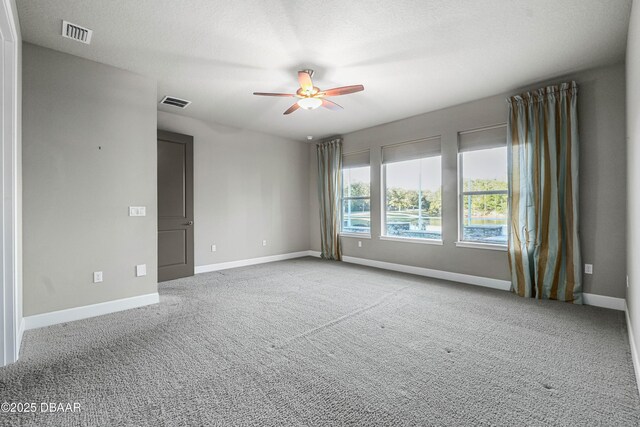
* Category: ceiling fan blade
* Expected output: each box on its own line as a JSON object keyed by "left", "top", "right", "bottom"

{"left": 253, "top": 92, "right": 296, "bottom": 97}
{"left": 320, "top": 85, "right": 364, "bottom": 97}
{"left": 283, "top": 102, "right": 300, "bottom": 115}
{"left": 321, "top": 99, "right": 343, "bottom": 111}
{"left": 298, "top": 71, "right": 314, "bottom": 93}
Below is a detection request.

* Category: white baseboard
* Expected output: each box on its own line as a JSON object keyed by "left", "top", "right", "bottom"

{"left": 199, "top": 250, "right": 623, "bottom": 311}
{"left": 625, "top": 302, "right": 640, "bottom": 394}
{"left": 336, "top": 256, "right": 624, "bottom": 311}
{"left": 195, "top": 251, "right": 312, "bottom": 274}
{"left": 23, "top": 293, "right": 160, "bottom": 331}
{"left": 341, "top": 255, "right": 512, "bottom": 291}
{"left": 583, "top": 293, "right": 626, "bottom": 311}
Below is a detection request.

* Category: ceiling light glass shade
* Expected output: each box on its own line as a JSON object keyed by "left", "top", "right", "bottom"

{"left": 297, "top": 97, "right": 322, "bottom": 110}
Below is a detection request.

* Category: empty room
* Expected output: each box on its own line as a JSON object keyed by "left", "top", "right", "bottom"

{"left": 1, "top": 0, "right": 640, "bottom": 425}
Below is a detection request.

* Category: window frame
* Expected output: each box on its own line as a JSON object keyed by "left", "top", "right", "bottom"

{"left": 340, "top": 165, "right": 371, "bottom": 237}
{"left": 457, "top": 147, "right": 509, "bottom": 249}
{"left": 381, "top": 156, "right": 443, "bottom": 244}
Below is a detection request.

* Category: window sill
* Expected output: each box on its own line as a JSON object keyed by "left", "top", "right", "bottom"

{"left": 379, "top": 236, "right": 443, "bottom": 246}
{"left": 455, "top": 241, "right": 507, "bottom": 251}
{"left": 340, "top": 233, "right": 372, "bottom": 239}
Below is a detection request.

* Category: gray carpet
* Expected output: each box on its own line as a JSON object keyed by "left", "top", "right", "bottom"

{"left": 1, "top": 257, "right": 639, "bottom": 426}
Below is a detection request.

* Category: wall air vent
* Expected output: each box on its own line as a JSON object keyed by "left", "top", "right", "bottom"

{"left": 61, "top": 20, "right": 93, "bottom": 44}
{"left": 160, "top": 96, "right": 192, "bottom": 109}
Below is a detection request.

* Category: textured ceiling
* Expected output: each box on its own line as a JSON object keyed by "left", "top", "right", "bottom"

{"left": 17, "top": 0, "right": 632, "bottom": 141}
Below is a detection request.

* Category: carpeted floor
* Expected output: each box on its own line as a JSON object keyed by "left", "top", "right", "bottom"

{"left": 1, "top": 257, "right": 639, "bottom": 426}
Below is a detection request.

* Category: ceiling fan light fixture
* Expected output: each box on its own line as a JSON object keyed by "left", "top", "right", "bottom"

{"left": 254, "top": 69, "right": 364, "bottom": 115}
{"left": 297, "top": 97, "right": 322, "bottom": 110}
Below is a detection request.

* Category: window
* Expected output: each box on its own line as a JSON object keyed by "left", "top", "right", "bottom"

{"left": 382, "top": 137, "right": 442, "bottom": 241}
{"left": 341, "top": 151, "right": 370, "bottom": 235}
{"left": 458, "top": 126, "right": 508, "bottom": 245}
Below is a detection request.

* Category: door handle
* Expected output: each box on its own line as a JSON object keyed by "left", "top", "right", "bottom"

{"left": 185, "top": 221, "right": 193, "bottom": 226}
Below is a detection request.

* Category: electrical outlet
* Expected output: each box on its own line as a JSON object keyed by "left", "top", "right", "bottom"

{"left": 262, "top": 240, "right": 267, "bottom": 247}
{"left": 358, "top": 241, "right": 362, "bottom": 248}
{"left": 93, "top": 271, "right": 103, "bottom": 283}
{"left": 211, "top": 245, "right": 217, "bottom": 252}
{"left": 584, "top": 264, "right": 593, "bottom": 275}
{"left": 136, "top": 264, "right": 147, "bottom": 277}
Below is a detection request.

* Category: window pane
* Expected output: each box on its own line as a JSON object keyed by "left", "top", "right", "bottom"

{"left": 384, "top": 157, "right": 442, "bottom": 240}
{"left": 342, "top": 166, "right": 370, "bottom": 234}
{"left": 342, "top": 199, "right": 370, "bottom": 234}
{"left": 342, "top": 166, "right": 370, "bottom": 197}
{"left": 462, "top": 147, "right": 507, "bottom": 192}
{"left": 462, "top": 194, "right": 508, "bottom": 244}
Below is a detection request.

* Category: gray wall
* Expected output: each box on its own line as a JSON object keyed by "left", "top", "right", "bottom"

{"left": 577, "top": 64, "right": 627, "bottom": 299}
{"left": 310, "top": 63, "right": 627, "bottom": 298}
{"left": 627, "top": 0, "right": 640, "bottom": 365}
{"left": 22, "top": 43, "right": 158, "bottom": 316}
{"left": 157, "top": 111, "right": 310, "bottom": 267}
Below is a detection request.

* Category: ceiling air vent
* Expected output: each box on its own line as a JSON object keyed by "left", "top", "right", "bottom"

{"left": 160, "top": 96, "right": 191, "bottom": 109}
{"left": 61, "top": 20, "right": 93, "bottom": 44}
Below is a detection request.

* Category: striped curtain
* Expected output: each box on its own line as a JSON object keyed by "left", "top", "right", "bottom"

{"left": 316, "top": 138, "right": 343, "bottom": 260}
{"left": 507, "top": 82, "right": 582, "bottom": 303}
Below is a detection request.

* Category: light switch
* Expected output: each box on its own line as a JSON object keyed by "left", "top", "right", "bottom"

{"left": 358, "top": 241, "right": 362, "bottom": 248}
{"left": 262, "top": 240, "right": 267, "bottom": 246}
{"left": 136, "top": 264, "right": 147, "bottom": 277}
{"left": 584, "top": 264, "right": 593, "bottom": 274}
{"left": 129, "top": 206, "right": 146, "bottom": 217}
{"left": 211, "top": 245, "right": 217, "bottom": 252}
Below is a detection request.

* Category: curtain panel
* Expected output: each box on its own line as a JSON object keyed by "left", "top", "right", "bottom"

{"left": 507, "top": 82, "right": 582, "bottom": 303}
{"left": 316, "top": 138, "right": 343, "bottom": 260}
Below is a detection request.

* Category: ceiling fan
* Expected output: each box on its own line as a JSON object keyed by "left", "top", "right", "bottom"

{"left": 253, "top": 69, "right": 364, "bottom": 115}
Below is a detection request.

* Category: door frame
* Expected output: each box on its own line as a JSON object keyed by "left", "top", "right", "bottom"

{"left": 0, "top": 0, "right": 21, "bottom": 366}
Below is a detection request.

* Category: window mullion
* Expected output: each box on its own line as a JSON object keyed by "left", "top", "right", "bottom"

{"left": 462, "top": 190, "right": 508, "bottom": 196}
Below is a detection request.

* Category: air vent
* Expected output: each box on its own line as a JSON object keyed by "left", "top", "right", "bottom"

{"left": 160, "top": 96, "right": 191, "bottom": 109}
{"left": 61, "top": 20, "right": 93, "bottom": 44}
